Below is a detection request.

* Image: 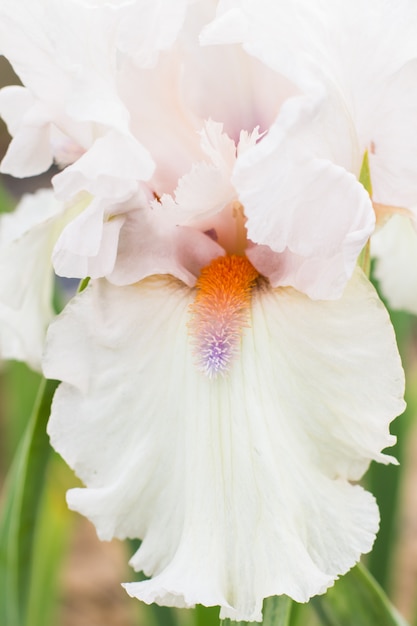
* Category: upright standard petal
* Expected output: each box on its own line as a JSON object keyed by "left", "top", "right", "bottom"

{"left": 234, "top": 96, "right": 375, "bottom": 298}
{"left": 44, "top": 268, "right": 404, "bottom": 621}
{"left": 204, "top": 0, "right": 417, "bottom": 283}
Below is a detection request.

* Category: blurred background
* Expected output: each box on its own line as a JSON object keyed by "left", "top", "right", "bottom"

{"left": 1, "top": 54, "right": 417, "bottom": 626}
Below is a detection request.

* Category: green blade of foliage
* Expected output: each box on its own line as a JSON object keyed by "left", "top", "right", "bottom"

{"left": 0, "top": 377, "right": 58, "bottom": 626}
{"left": 25, "top": 455, "right": 74, "bottom": 626}
{"left": 359, "top": 150, "right": 373, "bottom": 197}
{"left": 289, "top": 601, "right": 321, "bottom": 626}
{"left": 357, "top": 149, "right": 372, "bottom": 276}
{"left": 263, "top": 596, "right": 293, "bottom": 626}
{"left": 367, "top": 309, "right": 414, "bottom": 590}
{"left": 312, "top": 564, "right": 409, "bottom": 626}
{"left": 2, "top": 361, "right": 41, "bottom": 468}
{"left": 0, "top": 181, "right": 16, "bottom": 214}
{"left": 220, "top": 596, "right": 292, "bottom": 626}
{"left": 149, "top": 604, "right": 179, "bottom": 626}
{"left": 195, "top": 605, "right": 220, "bottom": 626}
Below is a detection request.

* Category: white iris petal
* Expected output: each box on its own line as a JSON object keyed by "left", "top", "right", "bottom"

{"left": 0, "top": 189, "right": 66, "bottom": 369}
{"left": 372, "top": 214, "right": 417, "bottom": 314}
{"left": 44, "top": 268, "right": 404, "bottom": 621}
{"left": 204, "top": 0, "right": 417, "bottom": 307}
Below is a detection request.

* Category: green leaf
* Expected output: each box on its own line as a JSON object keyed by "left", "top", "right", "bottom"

{"left": 195, "top": 604, "right": 220, "bottom": 626}
{"left": 77, "top": 276, "right": 91, "bottom": 293}
{"left": 289, "top": 602, "right": 321, "bottom": 626}
{"left": 311, "top": 564, "right": 409, "bottom": 626}
{"left": 2, "top": 361, "right": 41, "bottom": 465}
{"left": 366, "top": 308, "right": 413, "bottom": 590}
{"left": 25, "top": 455, "right": 75, "bottom": 626}
{"left": 357, "top": 240, "right": 371, "bottom": 277}
{"left": 356, "top": 150, "right": 373, "bottom": 276}
{"left": 0, "top": 378, "right": 58, "bottom": 626}
{"left": 359, "top": 150, "right": 373, "bottom": 197}
{"left": 220, "top": 596, "right": 292, "bottom": 626}
{"left": 0, "top": 181, "right": 16, "bottom": 214}
{"left": 263, "top": 596, "right": 293, "bottom": 626}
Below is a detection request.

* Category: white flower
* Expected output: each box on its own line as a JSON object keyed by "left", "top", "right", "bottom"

{"left": 0, "top": 189, "right": 68, "bottom": 369}
{"left": 0, "top": 1, "right": 407, "bottom": 620}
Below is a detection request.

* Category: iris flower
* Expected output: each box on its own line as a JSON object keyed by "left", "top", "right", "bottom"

{"left": 0, "top": 0, "right": 407, "bottom": 621}
{"left": 44, "top": 234, "right": 404, "bottom": 623}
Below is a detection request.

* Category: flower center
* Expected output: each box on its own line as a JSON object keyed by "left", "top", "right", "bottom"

{"left": 189, "top": 255, "right": 259, "bottom": 378}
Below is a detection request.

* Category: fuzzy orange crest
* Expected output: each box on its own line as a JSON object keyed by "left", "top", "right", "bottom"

{"left": 189, "top": 255, "right": 259, "bottom": 377}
